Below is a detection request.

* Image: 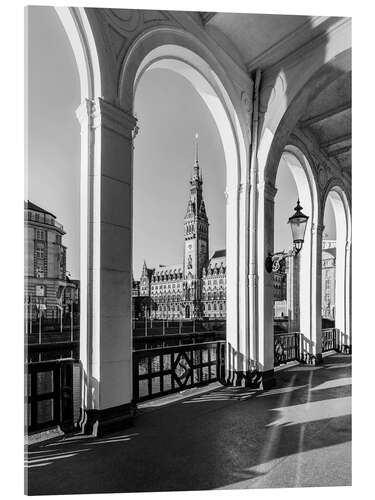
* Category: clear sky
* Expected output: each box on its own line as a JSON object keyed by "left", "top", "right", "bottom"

{"left": 27, "top": 6, "right": 335, "bottom": 282}
{"left": 133, "top": 69, "right": 226, "bottom": 278}
{"left": 27, "top": 6, "right": 81, "bottom": 278}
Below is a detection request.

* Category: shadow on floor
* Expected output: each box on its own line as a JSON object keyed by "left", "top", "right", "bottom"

{"left": 26, "top": 353, "right": 351, "bottom": 494}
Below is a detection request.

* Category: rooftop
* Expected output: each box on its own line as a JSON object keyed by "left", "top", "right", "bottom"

{"left": 25, "top": 200, "right": 56, "bottom": 219}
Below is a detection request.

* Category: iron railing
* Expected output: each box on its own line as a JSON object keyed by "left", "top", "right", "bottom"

{"left": 133, "top": 331, "right": 225, "bottom": 351}
{"left": 26, "top": 341, "right": 79, "bottom": 363}
{"left": 133, "top": 340, "right": 225, "bottom": 403}
{"left": 26, "top": 359, "right": 81, "bottom": 434}
{"left": 274, "top": 332, "right": 300, "bottom": 366}
{"left": 321, "top": 327, "right": 338, "bottom": 352}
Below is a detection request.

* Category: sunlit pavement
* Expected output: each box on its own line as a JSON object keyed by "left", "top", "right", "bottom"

{"left": 25, "top": 352, "right": 351, "bottom": 494}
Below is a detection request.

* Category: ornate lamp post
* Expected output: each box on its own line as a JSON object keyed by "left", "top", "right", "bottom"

{"left": 265, "top": 200, "right": 309, "bottom": 273}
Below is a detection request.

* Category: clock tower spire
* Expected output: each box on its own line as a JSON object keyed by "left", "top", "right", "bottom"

{"left": 183, "top": 134, "right": 209, "bottom": 318}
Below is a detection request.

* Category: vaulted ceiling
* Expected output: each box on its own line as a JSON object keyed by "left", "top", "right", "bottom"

{"left": 199, "top": 12, "right": 351, "bottom": 176}
{"left": 299, "top": 72, "right": 351, "bottom": 173}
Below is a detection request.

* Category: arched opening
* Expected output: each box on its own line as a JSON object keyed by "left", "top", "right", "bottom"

{"left": 126, "top": 42, "right": 248, "bottom": 382}
{"left": 26, "top": 6, "right": 81, "bottom": 343}
{"left": 323, "top": 187, "right": 351, "bottom": 349}
{"left": 322, "top": 195, "right": 337, "bottom": 326}
{"left": 273, "top": 145, "right": 319, "bottom": 364}
{"left": 132, "top": 64, "right": 226, "bottom": 326}
{"left": 185, "top": 305, "right": 190, "bottom": 319}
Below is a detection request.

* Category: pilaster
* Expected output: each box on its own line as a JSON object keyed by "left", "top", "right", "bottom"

{"left": 256, "top": 179, "right": 277, "bottom": 385}
{"left": 76, "top": 97, "right": 138, "bottom": 435}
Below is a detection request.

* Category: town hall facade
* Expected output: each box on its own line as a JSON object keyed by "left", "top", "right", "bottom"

{"left": 133, "top": 142, "right": 226, "bottom": 320}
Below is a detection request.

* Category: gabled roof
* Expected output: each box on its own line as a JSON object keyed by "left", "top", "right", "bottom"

{"left": 211, "top": 249, "right": 226, "bottom": 259}
{"left": 154, "top": 264, "right": 183, "bottom": 276}
{"left": 25, "top": 200, "right": 56, "bottom": 219}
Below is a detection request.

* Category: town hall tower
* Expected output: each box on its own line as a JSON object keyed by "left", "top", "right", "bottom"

{"left": 183, "top": 134, "right": 209, "bottom": 317}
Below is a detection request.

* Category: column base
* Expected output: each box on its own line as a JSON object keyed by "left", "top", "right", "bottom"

{"left": 80, "top": 402, "right": 136, "bottom": 437}
{"left": 301, "top": 352, "right": 323, "bottom": 365}
{"left": 226, "top": 370, "right": 246, "bottom": 386}
{"left": 340, "top": 344, "right": 352, "bottom": 355}
{"left": 226, "top": 369, "right": 275, "bottom": 390}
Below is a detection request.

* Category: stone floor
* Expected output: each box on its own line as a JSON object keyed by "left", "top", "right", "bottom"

{"left": 25, "top": 352, "right": 351, "bottom": 495}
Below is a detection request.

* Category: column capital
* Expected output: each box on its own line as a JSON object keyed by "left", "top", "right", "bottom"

{"left": 258, "top": 180, "right": 277, "bottom": 201}
{"left": 76, "top": 98, "right": 95, "bottom": 129}
{"left": 76, "top": 98, "right": 137, "bottom": 140}
{"left": 311, "top": 223, "right": 324, "bottom": 236}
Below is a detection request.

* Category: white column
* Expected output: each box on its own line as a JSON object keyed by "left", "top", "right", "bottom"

{"left": 256, "top": 180, "right": 277, "bottom": 388}
{"left": 76, "top": 98, "right": 136, "bottom": 435}
{"left": 310, "top": 222, "right": 323, "bottom": 363}
{"left": 345, "top": 239, "right": 352, "bottom": 349}
{"left": 237, "top": 182, "right": 250, "bottom": 384}
{"left": 286, "top": 255, "right": 300, "bottom": 333}
{"left": 225, "top": 187, "right": 241, "bottom": 384}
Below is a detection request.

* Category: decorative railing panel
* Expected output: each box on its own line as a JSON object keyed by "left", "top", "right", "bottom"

{"left": 26, "top": 359, "right": 81, "bottom": 434}
{"left": 321, "top": 328, "right": 340, "bottom": 352}
{"left": 133, "top": 341, "right": 225, "bottom": 403}
{"left": 274, "top": 333, "right": 300, "bottom": 366}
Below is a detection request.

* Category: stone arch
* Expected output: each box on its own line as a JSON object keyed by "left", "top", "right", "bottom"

{"left": 322, "top": 184, "right": 351, "bottom": 348}
{"left": 259, "top": 49, "right": 351, "bottom": 188}
{"left": 119, "top": 31, "right": 250, "bottom": 378}
{"left": 257, "top": 138, "right": 322, "bottom": 374}
{"left": 55, "top": 7, "right": 102, "bottom": 100}
{"left": 277, "top": 145, "right": 322, "bottom": 361}
{"left": 256, "top": 47, "right": 351, "bottom": 373}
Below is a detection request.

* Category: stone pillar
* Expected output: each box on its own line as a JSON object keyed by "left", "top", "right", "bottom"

{"left": 256, "top": 180, "right": 277, "bottom": 389}
{"left": 345, "top": 239, "right": 352, "bottom": 350}
{"left": 235, "top": 182, "right": 250, "bottom": 386}
{"left": 225, "top": 186, "right": 242, "bottom": 385}
{"left": 286, "top": 255, "right": 300, "bottom": 333}
{"left": 310, "top": 222, "right": 323, "bottom": 364}
{"left": 76, "top": 98, "right": 136, "bottom": 436}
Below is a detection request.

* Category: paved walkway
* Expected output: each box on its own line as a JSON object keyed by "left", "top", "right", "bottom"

{"left": 25, "top": 353, "right": 351, "bottom": 494}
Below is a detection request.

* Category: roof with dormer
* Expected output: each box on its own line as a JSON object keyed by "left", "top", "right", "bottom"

{"left": 153, "top": 264, "right": 183, "bottom": 280}
{"left": 204, "top": 249, "right": 226, "bottom": 275}
{"left": 25, "top": 200, "right": 56, "bottom": 218}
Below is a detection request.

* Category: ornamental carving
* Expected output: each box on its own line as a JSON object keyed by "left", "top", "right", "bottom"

{"left": 317, "top": 164, "right": 327, "bottom": 190}
{"left": 99, "top": 8, "right": 173, "bottom": 66}
{"left": 94, "top": 8, "right": 175, "bottom": 101}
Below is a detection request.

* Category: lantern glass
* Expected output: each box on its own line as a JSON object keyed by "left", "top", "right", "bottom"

{"left": 288, "top": 200, "right": 309, "bottom": 249}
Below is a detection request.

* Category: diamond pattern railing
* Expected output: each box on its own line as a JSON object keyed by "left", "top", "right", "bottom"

{"left": 132, "top": 341, "right": 225, "bottom": 403}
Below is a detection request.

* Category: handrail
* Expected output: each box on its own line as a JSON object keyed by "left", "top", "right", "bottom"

{"left": 133, "top": 340, "right": 224, "bottom": 357}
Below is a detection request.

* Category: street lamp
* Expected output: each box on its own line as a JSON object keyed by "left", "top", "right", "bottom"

{"left": 265, "top": 200, "right": 309, "bottom": 273}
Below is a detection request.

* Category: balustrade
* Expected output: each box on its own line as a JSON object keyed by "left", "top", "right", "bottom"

{"left": 133, "top": 341, "right": 225, "bottom": 403}
{"left": 26, "top": 359, "right": 81, "bottom": 433}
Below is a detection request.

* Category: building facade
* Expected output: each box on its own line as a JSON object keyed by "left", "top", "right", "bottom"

{"left": 133, "top": 146, "right": 283, "bottom": 321}
{"left": 24, "top": 201, "right": 77, "bottom": 321}
{"left": 133, "top": 145, "right": 226, "bottom": 320}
